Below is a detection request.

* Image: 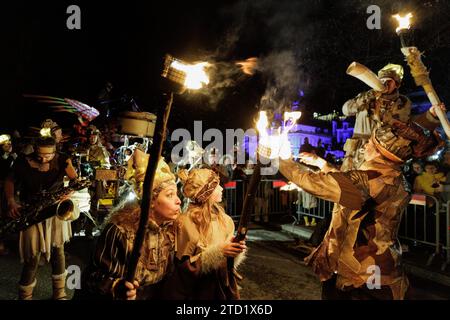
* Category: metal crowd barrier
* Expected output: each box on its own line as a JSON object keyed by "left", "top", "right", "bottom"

{"left": 224, "top": 182, "right": 449, "bottom": 269}
{"left": 223, "top": 180, "right": 297, "bottom": 221}
{"left": 295, "top": 192, "right": 333, "bottom": 224}
{"left": 443, "top": 201, "right": 450, "bottom": 271}
{"left": 398, "top": 194, "right": 441, "bottom": 266}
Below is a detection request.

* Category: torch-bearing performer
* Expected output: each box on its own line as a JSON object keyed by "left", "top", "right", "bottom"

{"left": 259, "top": 120, "right": 442, "bottom": 300}
{"left": 167, "top": 168, "right": 246, "bottom": 300}
{"left": 75, "top": 159, "right": 181, "bottom": 300}
{"left": 343, "top": 62, "right": 445, "bottom": 172}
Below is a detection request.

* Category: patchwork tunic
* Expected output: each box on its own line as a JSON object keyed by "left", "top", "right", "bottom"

{"left": 80, "top": 212, "right": 176, "bottom": 300}
{"left": 279, "top": 157, "right": 410, "bottom": 299}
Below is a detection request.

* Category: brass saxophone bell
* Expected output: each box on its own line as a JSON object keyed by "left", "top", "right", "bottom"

{"left": 56, "top": 200, "right": 75, "bottom": 221}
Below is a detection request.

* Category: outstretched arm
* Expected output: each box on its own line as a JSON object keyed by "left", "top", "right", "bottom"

{"left": 278, "top": 158, "right": 366, "bottom": 210}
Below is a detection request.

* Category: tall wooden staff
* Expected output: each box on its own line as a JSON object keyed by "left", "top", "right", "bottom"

{"left": 125, "top": 92, "right": 173, "bottom": 282}
{"left": 126, "top": 54, "right": 210, "bottom": 283}
{"left": 393, "top": 13, "right": 450, "bottom": 140}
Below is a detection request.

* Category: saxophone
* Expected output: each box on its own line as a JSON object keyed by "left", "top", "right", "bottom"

{"left": 0, "top": 179, "right": 92, "bottom": 236}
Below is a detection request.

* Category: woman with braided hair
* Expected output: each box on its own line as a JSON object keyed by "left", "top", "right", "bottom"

{"left": 166, "top": 168, "right": 247, "bottom": 300}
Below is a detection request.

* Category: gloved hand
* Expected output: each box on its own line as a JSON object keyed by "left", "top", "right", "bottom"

{"left": 429, "top": 102, "right": 446, "bottom": 118}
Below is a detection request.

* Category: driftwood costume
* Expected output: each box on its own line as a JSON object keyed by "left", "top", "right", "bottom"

{"left": 167, "top": 168, "right": 245, "bottom": 300}
{"left": 276, "top": 123, "right": 442, "bottom": 300}
{"left": 342, "top": 64, "right": 440, "bottom": 171}
{"left": 78, "top": 159, "right": 177, "bottom": 300}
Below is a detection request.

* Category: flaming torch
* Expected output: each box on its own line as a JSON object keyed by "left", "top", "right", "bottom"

{"left": 169, "top": 60, "right": 210, "bottom": 90}
{"left": 161, "top": 54, "right": 210, "bottom": 92}
{"left": 231, "top": 110, "right": 300, "bottom": 251}
{"left": 393, "top": 13, "right": 450, "bottom": 139}
{"left": 227, "top": 111, "right": 270, "bottom": 274}
{"left": 232, "top": 111, "right": 267, "bottom": 243}
{"left": 125, "top": 54, "right": 210, "bottom": 288}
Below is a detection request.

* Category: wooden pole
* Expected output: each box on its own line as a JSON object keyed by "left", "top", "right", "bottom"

{"left": 126, "top": 92, "right": 173, "bottom": 282}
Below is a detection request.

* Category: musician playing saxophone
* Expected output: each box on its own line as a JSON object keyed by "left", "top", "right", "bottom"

{"left": 4, "top": 136, "right": 78, "bottom": 300}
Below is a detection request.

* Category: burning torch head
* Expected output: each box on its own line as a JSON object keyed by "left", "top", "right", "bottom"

{"left": 161, "top": 54, "right": 210, "bottom": 94}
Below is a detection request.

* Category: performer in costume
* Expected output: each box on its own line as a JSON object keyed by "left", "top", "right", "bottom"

{"left": 167, "top": 168, "right": 246, "bottom": 300}
{"left": 342, "top": 63, "right": 444, "bottom": 171}
{"left": 259, "top": 121, "right": 443, "bottom": 300}
{"left": 0, "top": 134, "right": 17, "bottom": 255}
{"left": 77, "top": 158, "right": 181, "bottom": 300}
{"left": 5, "top": 136, "right": 79, "bottom": 300}
{"left": 80, "top": 125, "right": 111, "bottom": 236}
{"left": 124, "top": 144, "right": 149, "bottom": 198}
{"left": 84, "top": 125, "right": 110, "bottom": 168}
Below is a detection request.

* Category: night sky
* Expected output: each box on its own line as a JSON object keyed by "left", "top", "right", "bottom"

{"left": 1, "top": 0, "right": 449, "bottom": 135}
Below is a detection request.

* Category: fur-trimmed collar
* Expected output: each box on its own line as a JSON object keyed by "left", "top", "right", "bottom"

{"left": 107, "top": 204, "right": 173, "bottom": 237}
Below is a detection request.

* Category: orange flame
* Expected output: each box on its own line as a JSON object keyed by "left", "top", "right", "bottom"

{"left": 256, "top": 111, "right": 269, "bottom": 136}
{"left": 393, "top": 13, "right": 413, "bottom": 33}
{"left": 256, "top": 111, "right": 300, "bottom": 159}
{"left": 236, "top": 57, "right": 258, "bottom": 75}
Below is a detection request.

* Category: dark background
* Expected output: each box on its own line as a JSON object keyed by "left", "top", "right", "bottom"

{"left": 1, "top": 0, "right": 449, "bottom": 135}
